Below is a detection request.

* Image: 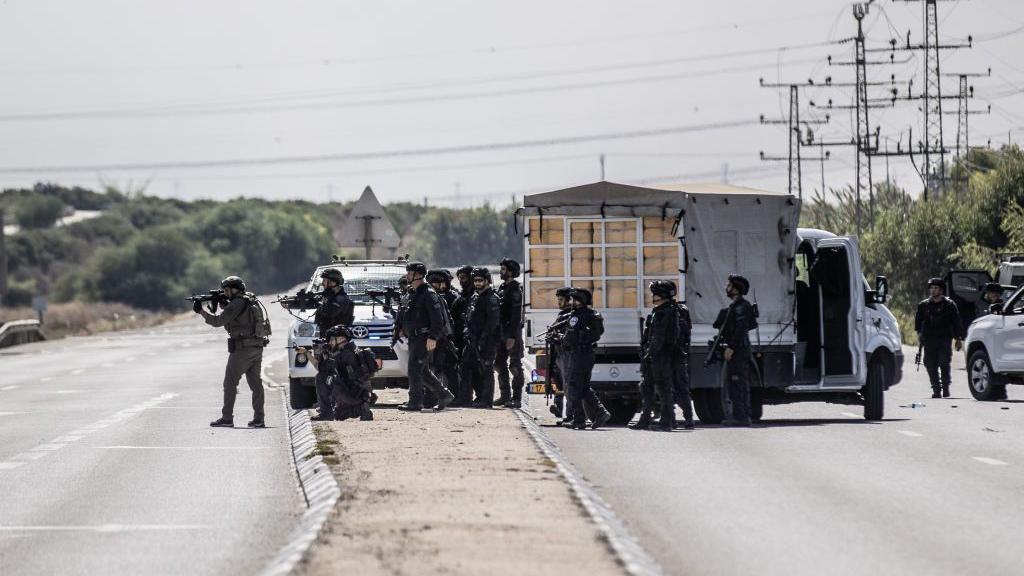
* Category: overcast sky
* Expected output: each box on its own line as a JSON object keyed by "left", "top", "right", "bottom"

{"left": 0, "top": 0, "right": 1020, "bottom": 206}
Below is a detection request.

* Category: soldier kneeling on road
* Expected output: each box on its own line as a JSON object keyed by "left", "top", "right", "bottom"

{"left": 297, "top": 326, "right": 377, "bottom": 421}
{"left": 196, "top": 276, "right": 271, "bottom": 429}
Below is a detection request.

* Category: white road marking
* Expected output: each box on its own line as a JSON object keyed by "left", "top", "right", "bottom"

{"left": 52, "top": 435, "right": 85, "bottom": 443}
{"left": 47, "top": 390, "right": 81, "bottom": 395}
{"left": 973, "top": 456, "right": 1009, "bottom": 466}
{"left": 0, "top": 524, "right": 208, "bottom": 533}
{"left": 124, "top": 357, "right": 136, "bottom": 362}
{"left": 31, "top": 443, "right": 67, "bottom": 452}
{"left": 70, "top": 369, "right": 85, "bottom": 375}
{"left": 0, "top": 412, "right": 26, "bottom": 416}
{"left": 840, "top": 411, "right": 860, "bottom": 418}
{"left": 0, "top": 462, "right": 25, "bottom": 470}
{"left": 1, "top": 385, "right": 20, "bottom": 391}
{"left": 11, "top": 452, "right": 50, "bottom": 461}
{"left": 39, "top": 376, "right": 54, "bottom": 382}
{"left": 94, "top": 446, "right": 270, "bottom": 450}
{"left": 101, "top": 363, "right": 114, "bottom": 368}
{"left": 898, "top": 430, "right": 924, "bottom": 437}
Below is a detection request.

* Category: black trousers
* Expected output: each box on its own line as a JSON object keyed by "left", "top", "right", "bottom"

{"left": 460, "top": 342, "right": 495, "bottom": 404}
{"left": 922, "top": 336, "right": 953, "bottom": 390}
{"left": 672, "top": 355, "right": 695, "bottom": 424}
{"left": 495, "top": 335, "right": 525, "bottom": 401}
{"left": 407, "top": 335, "right": 451, "bottom": 408}
{"left": 567, "top": 352, "right": 597, "bottom": 426}
{"left": 314, "top": 368, "right": 334, "bottom": 419}
{"left": 725, "top": 348, "right": 753, "bottom": 423}
{"left": 641, "top": 356, "right": 675, "bottom": 427}
{"left": 557, "top": 353, "right": 604, "bottom": 421}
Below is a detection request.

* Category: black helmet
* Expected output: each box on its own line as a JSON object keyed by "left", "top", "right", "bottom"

{"left": 471, "top": 267, "right": 492, "bottom": 282}
{"left": 221, "top": 276, "right": 246, "bottom": 291}
{"left": 928, "top": 277, "right": 945, "bottom": 290}
{"left": 728, "top": 274, "right": 750, "bottom": 296}
{"left": 570, "top": 288, "right": 593, "bottom": 306}
{"left": 499, "top": 257, "right": 521, "bottom": 278}
{"left": 984, "top": 282, "right": 1003, "bottom": 294}
{"left": 456, "top": 265, "right": 474, "bottom": 278}
{"left": 650, "top": 279, "right": 677, "bottom": 299}
{"left": 324, "top": 325, "right": 353, "bottom": 340}
{"left": 555, "top": 287, "right": 574, "bottom": 298}
{"left": 426, "top": 269, "right": 450, "bottom": 284}
{"left": 320, "top": 268, "right": 344, "bottom": 285}
{"left": 406, "top": 261, "right": 428, "bottom": 276}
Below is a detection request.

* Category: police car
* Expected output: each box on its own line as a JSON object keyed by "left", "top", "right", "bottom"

{"left": 285, "top": 259, "right": 409, "bottom": 409}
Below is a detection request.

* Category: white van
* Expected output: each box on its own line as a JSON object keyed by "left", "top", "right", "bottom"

{"left": 518, "top": 182, "right": 903, "bottom": 423}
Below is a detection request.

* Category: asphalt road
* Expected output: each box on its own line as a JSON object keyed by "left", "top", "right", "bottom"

{"left": 0, "top": 307, "right": 301, "bottom": 576}
{"left": 526, "top": 348, "right": 1024, "bottom": 576}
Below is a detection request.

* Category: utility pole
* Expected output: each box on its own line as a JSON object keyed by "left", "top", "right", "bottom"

{"left": 759, "top": 82, "right": 829, "bottom": 202}
{"left": 0, "top": 209, "right": 7, "bottom": 306}
{"left": 599, "top": 153, "right": 606, "bottom": 181}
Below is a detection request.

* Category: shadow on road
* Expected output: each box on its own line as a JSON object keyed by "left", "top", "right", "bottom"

{"left": 750, "top": 418, "right": 909, "bottom": 428}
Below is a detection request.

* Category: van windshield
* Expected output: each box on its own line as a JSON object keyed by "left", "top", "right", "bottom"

{"left": 307, "top": 265, "right": 405, "bottom": 305}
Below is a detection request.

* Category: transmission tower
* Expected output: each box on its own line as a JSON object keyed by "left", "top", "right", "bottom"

{"left": 759, "top": 82, "right": 829, "bottom": 201}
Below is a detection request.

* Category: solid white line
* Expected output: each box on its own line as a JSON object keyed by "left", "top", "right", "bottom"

{"left": 47, "top": 390, "right": 81, "bottom": 395}
{"left": 0, "top": 462, "right": 25, "bottom": 470}
{"left": 70, "top": 369, "right": 85, "bottom": 375}
{"left": 1, "top": 385, "right": 20, "bottom": 391}
{"left": 0, "top": 524, "right": 208, "bottom": 533}
{"left": 897, "top": 430, "right": 924, "bottom": 438}
{"left": 0, "top": 412, "right": 26, "bottom": 416}
{"left": 840, "top": 411, "right": 860, "bottom": 418}
{"left": 973, "top": 456, "right": 1009, "bottom": 466}
{"left": 31, "top": 443, "right": 66, "bottom": 452}
{"left": 94, "top": 446, "right": 269, "bottom": 450}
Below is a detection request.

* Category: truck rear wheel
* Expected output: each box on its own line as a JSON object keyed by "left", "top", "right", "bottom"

{"left": 289, "top": 378, "right": 317, "bottom": 410}
{"left": 968, "top": 349, "right": 1006, "bottom": 401}
{"left": 864, "top": 360, "right": 885, "bottom": 421}
{"left": 693, "top": 388, "right": 725, "bottom": 424}
{"left": 606, "top": 399, "right": 639, "bottom": 425}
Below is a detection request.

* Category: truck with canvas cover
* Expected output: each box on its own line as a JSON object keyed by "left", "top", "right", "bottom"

{"left": 518, "top": 181, "right": 903, "bottom": 424}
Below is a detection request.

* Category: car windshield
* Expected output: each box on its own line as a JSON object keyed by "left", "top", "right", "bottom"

{"left": 307, "top": 265, "right": 405, "bottom": 305}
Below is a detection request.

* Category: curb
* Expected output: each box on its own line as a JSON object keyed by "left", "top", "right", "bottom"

{"left": 258, "top": 386, "right": 340, "bottom": 576}
{"left": 516, "top": 396, "right": 664, "bottom": 576}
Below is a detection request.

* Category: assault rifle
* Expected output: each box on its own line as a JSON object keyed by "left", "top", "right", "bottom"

{"left": 914, "top": 343, "right": 923, "bottom": 372}
{"left": 275, "top": 288, "right": 324, "bottom": 311}
{"left": 186, "top": 289, "right": 228, "bottom": 313}
{"left": 703, "top": 307, "right": 733, "bottom": 368}
{"left": 535, "top": 317, "right": 571, "bottom": 342}
{"left": 366, "top": 286, "right": 403, "bottom": 316}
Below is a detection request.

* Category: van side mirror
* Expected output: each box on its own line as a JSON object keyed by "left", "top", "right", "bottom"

{"left": 874, "top": 275, "right": 889, "bottom": 303}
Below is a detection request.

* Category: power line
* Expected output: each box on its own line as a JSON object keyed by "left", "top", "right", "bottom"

{"left": 0, "top": 119, "right": 756, "bottom": 174}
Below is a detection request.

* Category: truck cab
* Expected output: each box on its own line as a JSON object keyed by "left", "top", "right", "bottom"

{"left": 284, "top": 260, "right": 409, "bottom": 409}
{"left": 519, "top": 182, "right": 902, "bottom": 424}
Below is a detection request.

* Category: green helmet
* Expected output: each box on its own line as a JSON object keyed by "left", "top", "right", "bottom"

{"left": 221, "top": 276, "right": 246, "bottom": 291}
{"left": 320, "top": 268, "right": 344, "bottom": 285}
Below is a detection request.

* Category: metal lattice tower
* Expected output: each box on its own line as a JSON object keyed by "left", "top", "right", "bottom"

{"left": 854, "top": 4, "right": 873, "bottom": 233}
{"left": 922, "top": 0, "right": 946, "bottom": 194}
{"left": 955, "top": 74, "right": 969, "bottom": 159}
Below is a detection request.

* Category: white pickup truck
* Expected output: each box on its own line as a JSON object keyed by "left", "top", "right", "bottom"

{"left": 963, "top": 283, "right": 1024, "bottom": 401}
{"left": 518, "top": 181, "right": 903, "bottom": 424}
{"left": 284, "top": 260, "right": 409, "bottom": 409}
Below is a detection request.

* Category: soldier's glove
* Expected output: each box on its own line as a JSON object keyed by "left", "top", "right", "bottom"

{"left": 193, "top": 300, "right": 203, "bottom": 314}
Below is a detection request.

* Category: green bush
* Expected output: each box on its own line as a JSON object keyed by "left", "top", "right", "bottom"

{"left": 1, "top": 278, "right": 35, "bottom": 308}
{"left": 15, "top": 195, "right": 65, "bottom": 229}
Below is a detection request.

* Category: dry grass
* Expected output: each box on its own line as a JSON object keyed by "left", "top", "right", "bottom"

{"left": 0, "top": 301, "right": 172, "bottom": 340}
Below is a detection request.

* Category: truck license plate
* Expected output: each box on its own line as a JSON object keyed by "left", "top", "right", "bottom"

{"left": 529, "top": 383, "right": 546, "bottom": 394}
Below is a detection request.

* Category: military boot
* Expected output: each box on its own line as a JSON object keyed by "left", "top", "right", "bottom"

{"left": 942, "top": 385, "right": 950, "bottom": 398}
{"left": 629, "top": 412, "right": 652, "bottom": 430}
{"left": 931, "top": 388, "right": 941, "bottom": 399}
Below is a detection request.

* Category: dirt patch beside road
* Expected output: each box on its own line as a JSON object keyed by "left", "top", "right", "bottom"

{"left": 301, "top": 389, "right": 624, "bottom": 576}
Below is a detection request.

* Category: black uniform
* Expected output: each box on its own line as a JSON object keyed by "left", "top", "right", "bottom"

{"left": 320, "top": 342, "right": 373, "bottom": 421}
{"left": 717, "top": 296, "right": 757, "bottom": 425}
{"left": 312, "top": 286, "right": 355, "bottom": 419}
{"left": 461, "top": 286, "right": 500, "bottom": 405}
{"left": 435, "top": 288, "right": 462, "bottom": 396}
{"left": 641, "top": 301, "right": 679, "bottom": 429}
{"left": 495, "top": 278, "right": 526, "bottom": 405}
{"left": 672, "top": 302, "right": 695, "bottom": 427}
{"left": 403, "top": 283, "right": 454, "bottom": 409}
{"left": 564, "top": 306, "right": 605, "bottom": 428}
{"left": 915, "top": 297, "right": 963, "bottom": 394}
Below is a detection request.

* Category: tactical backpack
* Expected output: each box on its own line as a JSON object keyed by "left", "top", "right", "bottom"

{"left": 243, "top": 292, "right": 273, "bottom": 339}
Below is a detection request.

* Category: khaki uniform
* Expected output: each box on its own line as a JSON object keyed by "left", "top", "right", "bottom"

{"left": 203, "top": 295, "right": 265, "bottom": 422}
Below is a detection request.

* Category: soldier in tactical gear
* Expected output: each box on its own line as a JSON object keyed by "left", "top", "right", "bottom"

{"left": 427, "top": 268, "right": 462, "bottom": 402}
{"left": 550, "top": 287, "right": 611, "bottom": 427}
{"left": 717, "top": 274, "right": 757, "bottom": 427}
{"left": 447, "top": 265, "right": 475, "bottom": 406}
{"left": 546, "top": 287, "right": 574, "bottom": 422}
{"left": 297, "top": 325, "right": 374, "bottom": 421}
{"left": 633, "top": 281, "right": 679, "bottom": 431}
{"left": 494, "top": 257, "right": 526, "bottom": 408}
{"left": 672, "top": 296, "right": 696, "bottom": 429}
{"left": 915, "top": 278, "right": 963, "bottom": 398}
{"left": 461, "top": 267, "right": 500, "bottom": 408}
{"left": 311, "top": 267, "right": 355, "bottom": 420}
{"left": 983, "top": 282, "right": 1004, "bottom": 310}
{"left": 398, "top": 262, "right": 455, "bottom": 412}
{"left": 564, "top": 288, "right": 607, "bottom": 430}
{"left": 197, "top": 276, "right": 266, "bottom": 428}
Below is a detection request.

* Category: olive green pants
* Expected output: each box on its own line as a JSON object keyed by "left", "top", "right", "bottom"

{"left": 222, "top": 345, "right": 264, "bottom": 421}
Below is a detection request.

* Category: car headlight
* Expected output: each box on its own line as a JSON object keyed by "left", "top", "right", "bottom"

{"left": 296, "top": 322, "right": 316, "bottom": 337}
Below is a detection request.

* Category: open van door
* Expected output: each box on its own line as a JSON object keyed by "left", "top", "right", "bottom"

{"left": 811, "top": 237, "right": 866, "bottom": 387}
{"left": 946, "top": 270, "right": 993, "bottom": 330}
